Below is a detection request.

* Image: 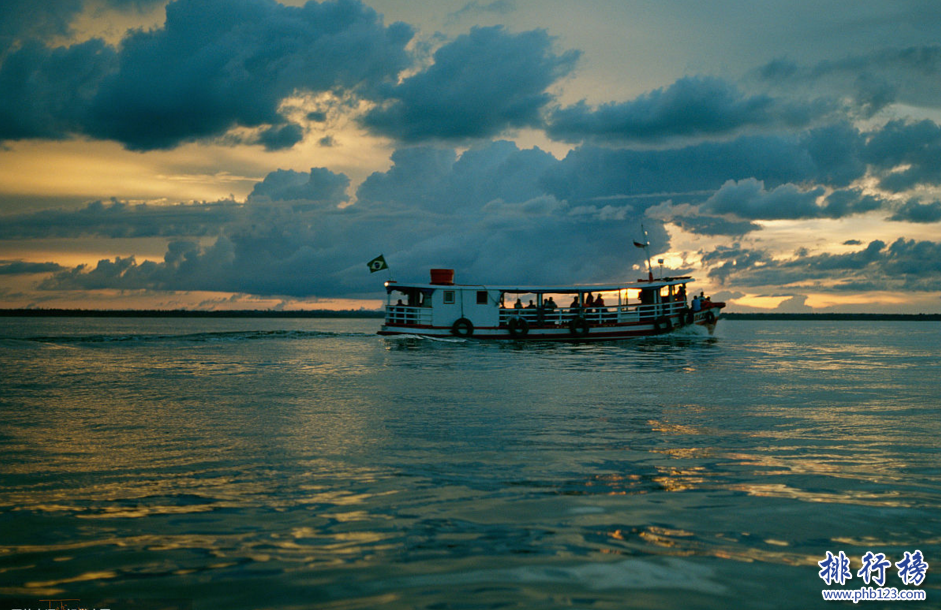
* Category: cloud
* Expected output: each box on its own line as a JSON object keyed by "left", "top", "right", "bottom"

{"left": 447, "top": 0, "right": 516, "bottom": 24}
{"left": 256, "top": 123, "right": 305, "bottom": 151}
{"left": 546, "top": 76, "right": 830, "bottom": 144}
{"left": 247, "top": 167, "right": 350, "bottom": 206}
{"left": 819, "top": 188, "right": 884, "bottom": 219}
{"left": 360, "top": 26, "right": 579, "bottom": 142}
{"left": 0, "top": 0, "right": 83, "bottom": 53}
{"left": 756, "top": 45, "right": 941, "bottom": 117}
{"left": 0, "top": 199, "right": 240, "bottom": 239}
{"left": 0, "top": 0, "right": 166, "bottom": 52}
{"left": 863, "top": 119, "right": 941, "bottom": 192}
{"left": 774, "top": 295, "right": 814, "bottom": 313}
{"left": 88, "top": 0, "right": 414, "bottom": 150}
{"left": 646, "top": 201, "right": 760, "bottom": 236}
{"left": 40, "top": 141, "right": 662, "bottom": 297}
{"left": 0, "top": 0, "right": 415, "bottom": 149}
{"left": 0, "top": 261, "right": 64, "bottom": 275}
{"left": 695, "top": 180, "right": 884, "bottom": 222}
{"left": 889, "top": 199, "right": 941, "bottom": 224}
{"left": 542, "top": 123, "right": 867, "bottom": 210}
{"left": 0, "top": 38, "right": 118, "bottom": 140}
{"left": 357, "top": 140, "right": 558, "bottom": 212}
{"left": 702, "top": 179, "right": 825, "bottom": 220}
{"left": 702, "top": 238, "right": 941, "bottom": 292}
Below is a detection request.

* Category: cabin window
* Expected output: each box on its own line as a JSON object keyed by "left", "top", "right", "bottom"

{"left": 443, "top": 290, "right": 455, "bottom": 304}
{"left": 477, "top": 291, "right": 488, "bottom": 305}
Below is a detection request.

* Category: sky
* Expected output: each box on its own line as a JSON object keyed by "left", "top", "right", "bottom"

{"left": 2, "top": 0, "right": 941, "bottom": 312}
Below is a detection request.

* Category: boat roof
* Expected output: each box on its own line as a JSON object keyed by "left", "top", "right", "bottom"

{"left": 385, "top": 276, "right": 694, "bottom": 294}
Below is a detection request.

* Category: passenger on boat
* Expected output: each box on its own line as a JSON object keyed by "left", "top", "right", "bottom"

{"left": 542, "top": 297, "right": 558, "bottom": 325}
{"left": 585, "top": 293, "right": 595, "bottom": 309}
{"left": 692, "top": 294, "right": 701, "bottom": 312}
{"left": 526, "top": 300, "right": 536, "bottom": 308}
{"left": 569, "top": 296, "right": 580, "bottom": 309}
{"left": 514, "top": 298, "right": 523, "bottom": 310}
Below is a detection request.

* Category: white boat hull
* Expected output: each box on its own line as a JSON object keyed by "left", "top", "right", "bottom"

{"left": 379, "top": 309, "right": 721, "bottom": 341}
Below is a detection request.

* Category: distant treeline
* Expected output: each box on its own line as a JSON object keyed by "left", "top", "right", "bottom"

{"left": 0, "top": 308, "right": 385, "bottom": 318}
{"left": 722, "top": 312, "right": 941, "bottom": 321}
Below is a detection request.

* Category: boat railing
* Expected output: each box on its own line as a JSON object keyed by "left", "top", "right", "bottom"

{"left": 499, "top": 300, "right": 688, "bottom": 326}
{"left": 384, "top": 305, "right": 433, "bottom": 326}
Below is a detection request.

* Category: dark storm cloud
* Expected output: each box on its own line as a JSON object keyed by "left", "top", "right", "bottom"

{"left": 0, "top": 0, "right": 414, "bottom": 149}
{"left": 256, "top": 123, "right": 305, "bottom": 152}
{"left": 40, "top": 142, "right": 660, "bottom": 297}
{"left": 863, "top": 119, "right": 941, "bottom": 193}
{"left": 543, "top": 123, "right": 867, "bottom": 209}
{"left": 819, "top": 188, "right": 885, "bottom": 219}
{"left": 360, "top": 26, "right": 579, "bottom": 142}
{"left": 890, "top": 199, "right": 941, "bottom": 224}
{"left": 0, "top": 2, "right": 582, "bottom": 149}
{"left": 702, "top": 238, "right": 941, "bottom": 291}
{"left": 0, "top": 0, "right": 166, "bottom": 34}
{"left": 0, "top": 39, "right": 118, "bottom": 140}
{"left": 0, "top": 261, "right": 63, "bottom": 275}
{"left": 31, "top": 125, "right": 935, "bottom": 299}
{"left": 87, "top": 0, "right": 414, "bottom": 150}
{"left": 546, "top": 76, "right": 830, "bottom": 144}
{"left": 756, "top": 45, "right": 941, "bottom": 118}
{"left": 247, "top": 167, "right": 350, "bottom": 206}
{"left": 357, "top": 140, "right": 557, "bottom": 212}
{"left": 0, "top": 0, "right": 83, "bottom": 53}
{"left": 0, "top": 0, "right": 164, "bottom": 54}
{"left": 699, "top": 180, "right": 888, "bottom": 222}
{"left": 0, "top": 199, "right": 240, "bottom": 239}
{"left": 702, "top": 179, "right": 826, "bottom": 220}
{"left": 665, "top": 214, "right": 761, "bottom": 237}
{"left": 2, "top": 166, "right": 352, "bottom": 241}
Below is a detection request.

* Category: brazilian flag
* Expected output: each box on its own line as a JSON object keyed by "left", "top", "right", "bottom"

{"left": 367, "top": 254, "right": 388, "bottom": 273}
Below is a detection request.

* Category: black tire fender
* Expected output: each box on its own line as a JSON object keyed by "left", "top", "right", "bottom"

{"left": 507, "top": 316, "right": 529, "bottom": 338}
{"left": 568, "top": 316, "right": 590, "bottom": 338}
{"left": 655, "top": 316, "right": 673, "bottom": 333}
{"left": 451, "top": 317, "right": 474, "bottom": 337}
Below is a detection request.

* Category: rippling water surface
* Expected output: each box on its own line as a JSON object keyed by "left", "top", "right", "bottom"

{"left": 1, "top": 317, "right": 939, "bottom": 609}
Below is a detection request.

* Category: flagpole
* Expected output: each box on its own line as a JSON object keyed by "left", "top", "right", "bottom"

{"left": 641, "top": 223, "right": 653, "bottom": 281}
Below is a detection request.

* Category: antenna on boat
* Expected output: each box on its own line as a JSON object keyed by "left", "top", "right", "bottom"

{"left": 633, "top": 224, "right": 654, "bottom": 281}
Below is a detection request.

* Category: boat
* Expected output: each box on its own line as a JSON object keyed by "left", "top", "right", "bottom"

{"left": 377, "top": 268, "right": 725, "bottom": 341}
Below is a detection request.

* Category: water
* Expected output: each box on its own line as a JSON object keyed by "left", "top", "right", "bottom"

{"left": 0, "top": 317, "right": 939, "bottom": 609}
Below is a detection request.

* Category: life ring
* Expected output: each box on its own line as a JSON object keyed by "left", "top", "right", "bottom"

{"left": 451, "top": 317, "right": 474, "bottom": 337}
{"left": 705, "top": 310, "right": 717, "bottom": 324}
{"left": 568, "top": 316, "right": 590, "bottom": 338}
{"left": 655, "top": 316, "right": 673, "bottom": 333}
{"left": 507, "top": 316, "right": 529, "bottom": 338}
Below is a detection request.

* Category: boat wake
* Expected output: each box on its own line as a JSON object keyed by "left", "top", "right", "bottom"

{"left": 13, "top": 329, "right": 375, "bottom": 346}
{"left": 384, "top": 333, "right": 467, "bottom": 343}
{"left": 670, "top": 324, "right": 712, "bottom": 338}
